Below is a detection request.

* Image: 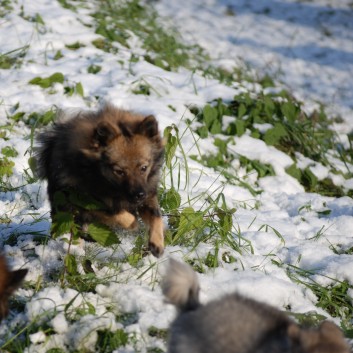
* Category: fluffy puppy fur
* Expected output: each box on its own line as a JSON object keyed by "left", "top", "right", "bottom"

{"left": 0, "top": 254, "right": 28, "bottom": 321}
{"left": 36, "top": 104, "right": 165, "bottom": 257}
{"left": 162, "top": 259, "right": 350, "bottom": 353}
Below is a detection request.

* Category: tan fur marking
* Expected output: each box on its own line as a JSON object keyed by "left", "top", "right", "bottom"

{"left": 91, "top": 210, "right": 138, "bottom": 230}
{"left": 149, "top": 216, "right": 164, "bottom": 246}
{"left": 140, "top": 210, "right": 164, "bottom": 256}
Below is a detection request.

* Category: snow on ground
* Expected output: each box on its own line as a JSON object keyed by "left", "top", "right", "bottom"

{"left": 156, "top": 0, "right": 353, "bottom": 132}
{"left": 0, "top": 0, "right": 352, "bottom": 352}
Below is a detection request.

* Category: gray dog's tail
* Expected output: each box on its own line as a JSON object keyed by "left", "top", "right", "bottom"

{"left": 162, "top": 258, "right": 201, "bottom": 312}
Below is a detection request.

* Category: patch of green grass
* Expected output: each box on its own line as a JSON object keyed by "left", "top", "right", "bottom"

{"left": 65, "top": 41, "right": 86, "bottom": 50}
{"left": 0, "top": 156, "right": 15, "bottom": 178}
{"left": 57, "top": 0, "right": 77, "bottom": 10}
{"left": 286, "top": 165, "right": 346, "bottom": 197}
{"left": 126, "top": 234, "right": 150, "bottom": 267}
{"left": 188, "top": 136, "right": 269, "bottom": 196}
{"left": 28, "top": 72, "right": 85, "bottom": 98}
{"left": 19, "top": 11, "right": 45, "bottom": 26}
{"left": 281, "top": 263, "right": 353, "bottom": 336}
{"left": 0, "top": 46, "right": 29, "bottom": 69}
{"left": 90, "top": 0, "right": 200, "bottom": 71}
{"left": 57, "top": 0, "right": 259, "bottom": 86}
{"left": 64, "top": 82, "right": 84, "bottom": 97}
{"left": 53, "top": 50, "right": 64, "bottom": 60}
{"left": 240, "top": 156, "right": 275, "bottom": 178}
{"left": 29, "top": 72, "right": 65, "bottom": 89}
{"left": 1, "top": 304, "right": 131, "bottom": 353}
{"left": 148, "top": 326, "right": 168, "bottom": 340}
{"left": 0, "top": 145, "right": 19, "bottom": 192}
{"left": 88, "top": 64, "right": 102, "bottom": 74}
{"left": 0, "top": 0, "right": 13, "bottom": 17}
{"left": 87, "top": 0, "right": 236, "bottom": 83}
{"left": 288, "top": 311, "right": 327, "bottom": 327}
{"left": 10, "top": 108, "right": 56, "bottom": 128}
{"left": 193, "top": 94, "right": 336, "bottom": 160}
{"left": 0, "top": 311, "right": 57, "bottom": 353}
{"left": 64, "top": 270, "right": 103, "bottom": 293}
{"left": 161, "top": 124, "right": 253, "bottom": 257}
{"left": 92, "top": 38, "right": 118, "bottom": 54}
{"left": 147, "top": 348, "right": 165, "bottom": 353}
{"left": 190, "top": 92, "right": 353, "bottom": 197}
{"left": 330, "top": 245, "right": 353, "bottom": 255}
{"left": 1, "top": 146, "right": 18, "bottom": 158}
{"left": 132, "top": 83, "right": 151, "bottom": 96}
{"left": 0, "top": 146, "right": 19, "bottom": 188}
{"left": 96, "top": 329, "right": 129, "bottom": 352}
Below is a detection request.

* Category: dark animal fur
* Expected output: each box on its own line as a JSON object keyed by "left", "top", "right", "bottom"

{"left": 0, "top": 254, "right": 28, "bottom": 321}
{"left": 162, "top": 259, "right": 350, "bottom": 353}
{"left": 36, "top": 104, "right": 165, "bottom": 257}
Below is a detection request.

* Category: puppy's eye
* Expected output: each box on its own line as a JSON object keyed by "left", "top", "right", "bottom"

{"left": 114, "top": 169, "right": 125, "bottom": 177}
{"left": 140, "top": 165, "right": 147, "bottom": 173}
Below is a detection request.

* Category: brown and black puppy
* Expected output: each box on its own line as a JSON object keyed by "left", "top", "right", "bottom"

{"left": 162, "top": 259, "right": 350, "bottom": 353}
{"left": 36, "top": 103, "right": 165, "bottom": 257}
{"left": 0, "top": 254, "right": 28, "bottom": 321}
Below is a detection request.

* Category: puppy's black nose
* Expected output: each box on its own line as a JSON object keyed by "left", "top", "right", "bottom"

{"left": 135, "top": 191, "right": 146, "bottom": 202}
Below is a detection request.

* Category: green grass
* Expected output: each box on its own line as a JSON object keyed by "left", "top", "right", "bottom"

{"left": 28, "top": 73, "right": 85, "bottom": 98}
{"left": 59, "top": 0, "right": 240, "bottom": 83}
{"left": 0, "top": 136, "right": 18, "bottom": 189}
{"left": 160, "top": 123, "right": 255, "bottom": 260}
{"left": 0, "top": 104, "right": 55, "bottom": 192}
{"left": 0, "top": 0, "right": 13, "bottom": 17}
{"left": 0, "top": 46, "right": 29, "bottom": 69}
{"left": 282, "top": 263, "right": 353, "bottom": 337}
{"left": 189, "top": 92, "right": 353, "bottom": 197}
{"left": 96, "top": 329, "right": 129, "bottom": 352}
{"left": 89, "top": 0, "right": 203, "bottom": 71}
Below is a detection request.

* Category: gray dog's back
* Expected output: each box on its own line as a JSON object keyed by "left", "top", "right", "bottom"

{"left": 162, "top": 259, "right": 350, "bottom": 353}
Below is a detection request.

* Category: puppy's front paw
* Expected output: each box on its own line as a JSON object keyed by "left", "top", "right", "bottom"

{"left": 126, "top": 217, "right": 139, "bottom": 231}
{"left": 149, "top": 241, "right": 164, "bottom": 258}
{"left": 147, "top": 216, "right": 164, "bottom": 257}
{"left": 114, "top": 210, "right": 138, "bottom": 230}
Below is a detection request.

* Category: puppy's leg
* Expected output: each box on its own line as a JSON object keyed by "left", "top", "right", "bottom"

{"left": 139, "top": 197, "right": 164, "bottom": 257}
{"left": 90, "top": 210, "right": 138, "bottom": 230}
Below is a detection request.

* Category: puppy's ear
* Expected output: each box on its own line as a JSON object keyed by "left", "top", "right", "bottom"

{"left": 6, "top": 269, "right": 28, "bottom": 294}
{"left": 0, "top": 266, "right": 27, "bottom": 321}
{"left": 137, "top": 115, "right": 159, "bottom": 138}
{"left": 118, "top": 121, "right": 133, "bottom": 138}
{"left": 319, "top": 321, "right": 345, "bottom": 340}
{"left": 94, "top": 121, "right": 118, "bottom": 146}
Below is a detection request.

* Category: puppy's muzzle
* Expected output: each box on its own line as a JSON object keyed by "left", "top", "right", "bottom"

{"left": 134, "top": 190, "right": 146, "bottom": 203}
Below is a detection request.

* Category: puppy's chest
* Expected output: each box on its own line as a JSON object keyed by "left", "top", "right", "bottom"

{"left": 100, "top": 195, "right": 140, "bottom": 214}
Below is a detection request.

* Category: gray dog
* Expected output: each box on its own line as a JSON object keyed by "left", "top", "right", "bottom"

{"left": 162, "top": 259, "right": 350, "bottom": 353}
